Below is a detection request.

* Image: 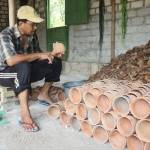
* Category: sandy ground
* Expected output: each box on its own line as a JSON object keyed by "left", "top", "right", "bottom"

{"left": 0, "top": 75, "right": 114, "bottom": 150}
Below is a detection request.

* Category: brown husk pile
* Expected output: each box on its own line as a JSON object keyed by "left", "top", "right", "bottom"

{"left": 88, "top": 40, "right": 150, "bottom": 83}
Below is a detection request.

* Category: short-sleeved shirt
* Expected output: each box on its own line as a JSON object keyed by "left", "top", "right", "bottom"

{"left": 0, "top": 25, "right": 42, "bottom": 71}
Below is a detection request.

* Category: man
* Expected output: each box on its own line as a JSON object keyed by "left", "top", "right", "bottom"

{"left": 0, "top": 5, "right": 65, "bottom": 132}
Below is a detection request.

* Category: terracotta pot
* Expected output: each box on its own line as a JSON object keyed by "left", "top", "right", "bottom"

{"left": 93, "top": 125, "right": 109, "bottom": 144}
{"left": 141, "top": 84, "right": 150, "bottom": 92}
{"left": 127, "top": 135, "right": 144, "bottom": 150}
{"left": 70, "top": 116, "right": 81, "bottom": 131}
{"left": 48, "top": 86, "right": 66, "bottom": 103}
{"left": 136, "top": 119, "right": 150, "bottom": 143}
{"left": 129, "top": 89, "right": 143, "bottom": 97}
{"left": 83, "top": 92, "right": 97, "bottom": 108}
{"left": 112, "top": 95, "right": 131, "bottom": 117}
{"left": 117, "top": 115, "right": 137, "bottom": 137}
{"left": 57, "top": 90, "right": 66, "bottom": 101}
{"left": 60, "top": 111, "right": 71, "bottom": 127}
{"left": 64, "top": 99, "right": 76, "bottom": 115}
{"left": 88, "top": 87, "right": 103, "bottom": 97}
{"left": 68, "top": 87, "right": 83, "bottom": 104}
{"left": 109, "top": 129, "right": 126, "bottom": 150}
{"left": 144, "top": 143, "right": 150, "bottom": 150}
{"left": 101, "top": 111, "right": 117, "bottom": 131}
{"left": 129, "top": 81, "right": 143, "bottom": 89}
{"left": 138, "top": 86, "right": 150, "bottom": 96}
{"left": 76, "top": 103, "right": 87, "bottom": 121}
{"left": 130, "top": 97, "right": 150, "bottom": 119}
{"left": 80, "top": 120, "right": 93, "bottom": 138}
{"left": 88, "top": 108, "right": 101, "bottom": 125}
{"left": 97, "top": 91, "right": 119, "bottom": 113}
{"left": 48, "top": 104, "right": 63, "bottom": 119}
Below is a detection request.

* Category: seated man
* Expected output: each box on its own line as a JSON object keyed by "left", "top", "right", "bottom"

{"left": 0, "top": 5, "right": 65, "bottom": 132}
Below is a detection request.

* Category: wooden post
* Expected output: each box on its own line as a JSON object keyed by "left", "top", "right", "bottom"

{"left": 8, "top": 0, "right": 16, "bottom": 27}
{"left": 111, "top": 0, "right": 116, "bottom": 60}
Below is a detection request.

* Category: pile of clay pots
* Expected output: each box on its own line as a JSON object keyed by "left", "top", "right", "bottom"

{"left": 48, "top": 79, "right": 150, "bottom": 150}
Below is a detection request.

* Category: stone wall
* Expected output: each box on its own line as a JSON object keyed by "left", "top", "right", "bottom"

{"left": 35, "top": 0, "right": 150, "bottom": 76}
{"left": 0, "top": 0, "right": 8, "bottom": 31}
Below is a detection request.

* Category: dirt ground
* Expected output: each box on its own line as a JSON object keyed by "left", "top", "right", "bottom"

{"left": 0, "top": 101, "right": 114, "bottom": 150}
{"left": 0, "top": 74, "right": 115, "bottom": 150}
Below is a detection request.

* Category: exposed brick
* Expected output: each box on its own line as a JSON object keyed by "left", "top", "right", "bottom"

{"left": 128, "top": 10, "right": 137, "bottom": 18}
{"left": 131, "top": 1, "right": 143, "bottom": 9}
{"left": 131, "top": 17, "right": 144, "bottom": 25}
{"left": 116, "top": 0, "right": 120, "bottom": 4}
{"left": 90, "top": 9, "right": 96, "bottom": 15}
{"left": 145, "top": 0, "right": 150, "bottom": 7}
{"left": 95, "top": 8, "right": 99, "bottom": 14}
{"left": 91, "top": 1, "right": 99, "bottom": 8}
{"left": 106, "top": 6, "right": 111, "bottom": 13}
{"left": 145, "top": 16, "right": 150, "bottom": 24}
{"left": 137, "top": 7, "right": 150, "bottom": 16}
{"left": 105, "top": 0, "right": 111, "bottom": 6}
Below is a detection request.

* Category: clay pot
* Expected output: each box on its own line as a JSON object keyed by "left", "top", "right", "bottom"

{"left": 88, "top": 87, "right": 103, "bottom": 97}
{"left": 60, "top": 111, "right": 71, "bottom": 127}
{"left": 144, "top": 143, "right": 150, "bottom": 150}
{"left": 109, "top": 129, "right": 126, "bottom": 150}
{"left": 127, "top": 135, "right": 144, "bottom": 150}
{"left": 130, "top": 97, "right": 150, "bottom": 119}
{"left": 48, "top": 86, "right": 66, "bottom": 103}
{"left": 80, "top": 120, "right": 93, "bottom": 138}
{"left": 64, "top": 99, "right": 76, "bottom": 115}
{"left": 138, "top": 86, "right": 150, "bottom": 96}
{"left": 88, "top": 108, "right": 101, "bottom": 125}
{"left": 48, "top": 104, "right": 64, "bottom": 119}
{"left": 141, "top": 84, "right": 150, "bottom": 92}
{"left": 112, "top": 95, "right": 134, "bottom": 117}
{"left": 97, "top": 91, "right": 119, "bottom": 113}
{"left": 83, "top": 92, "right": 97, "bottom": 108}
{"left": 69, "top": 87, "right": 83, "bottom": 104}
{"left": 70, "top": 116, "right": 81, "bottom": 131}
{"left": 76, "top": 103, "right": 87, "bottom": 121}
{"left": 101, "top": 111, "right": 117, "bottom": 131}
{"left": 136, "top": 119, "right": 150, "bottom": 142}
{"left": 93, "top": 125, "right": 109, "bottom": 144}
{"left": 129, "top": 89, "right": 143, "bottom": 97}
{"left": 117, "top": 115, "right": 137, "bottom": 137}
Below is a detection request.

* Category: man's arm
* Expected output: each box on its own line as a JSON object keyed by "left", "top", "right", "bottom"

{"left": 6, "top": 52, "right": 53, "bottom": 66}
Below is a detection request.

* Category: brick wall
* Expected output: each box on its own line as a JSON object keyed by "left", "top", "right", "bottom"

{"left": 0, "top": 0, "right": 8, "bottom": 31}
{"left": 63, "top": 0, "right": 150, "bottom": 76}
{"left": 34, "top": 0, "right": 150, "bottom": 76}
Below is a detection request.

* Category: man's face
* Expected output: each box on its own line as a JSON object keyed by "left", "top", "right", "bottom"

{"left": 21, "top": 21, "right": 37, "bottom": 36}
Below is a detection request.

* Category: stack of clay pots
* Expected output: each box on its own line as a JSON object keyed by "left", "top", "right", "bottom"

{"left": 48, "top": 79, "right": 150, "bottom": 150}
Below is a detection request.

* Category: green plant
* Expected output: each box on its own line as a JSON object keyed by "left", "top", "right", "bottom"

{"left": 121, "top": 0, "right": 127, "bottom": 39}
{"left": 99, "top": 0, "right": 105, "bottom": 51}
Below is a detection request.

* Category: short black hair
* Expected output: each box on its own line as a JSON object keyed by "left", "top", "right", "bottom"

{"left": 17, "top": 18, "right": 28, "bottom": 25}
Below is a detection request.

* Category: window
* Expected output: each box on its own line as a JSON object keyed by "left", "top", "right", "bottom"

{"left": 46, "top": 0, "right": 89, "bottom": 60}
{"left": 47, "top": 0, "right": 65, "bottom": 28}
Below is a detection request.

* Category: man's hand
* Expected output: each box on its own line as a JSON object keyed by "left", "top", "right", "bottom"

{"left": 38, "top": 52, "right": 54, "bottom": 64}
{"left": 52, "top": 42, "right": 65, "bottom": 57}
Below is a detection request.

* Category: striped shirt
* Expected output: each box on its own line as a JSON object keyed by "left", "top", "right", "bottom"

{"left": 0, "top": 25, "right": 42, "bottom": 70}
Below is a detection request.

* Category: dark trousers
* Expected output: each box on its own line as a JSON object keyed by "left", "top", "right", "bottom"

{"left": 0, "top": 57, "right": 62, "bottom": 95}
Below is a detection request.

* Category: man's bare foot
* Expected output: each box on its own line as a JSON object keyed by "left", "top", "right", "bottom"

{"left": 37, "top": 93, "right": 53, "bottom": 104}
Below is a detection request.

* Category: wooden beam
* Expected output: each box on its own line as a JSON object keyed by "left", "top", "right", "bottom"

{"left": 8, "top": 0, "right": 16, "bottom": 27}
{"left": 111, "top": 0, "right": 116, "bottom": 60}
